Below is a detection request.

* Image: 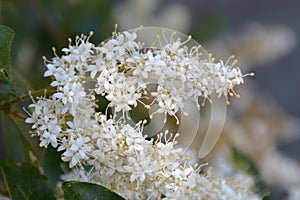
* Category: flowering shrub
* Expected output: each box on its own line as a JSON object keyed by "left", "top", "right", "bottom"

{"left": 0, "top": 25, "right": 259, "bottom": 199}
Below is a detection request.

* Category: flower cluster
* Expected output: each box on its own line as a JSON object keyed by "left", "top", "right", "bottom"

{"left": 92, "top": 30, "right": 245, "bottom": 118}
{"left": 25, "top": 28, "right": 256, "bottom": 199}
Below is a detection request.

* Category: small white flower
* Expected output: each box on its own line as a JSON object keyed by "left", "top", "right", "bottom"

{"left": 25, "top": 29, "right": 254, "bottom": 200}
{"left": 60, "top": 136, "right": 91, "bottom": 168}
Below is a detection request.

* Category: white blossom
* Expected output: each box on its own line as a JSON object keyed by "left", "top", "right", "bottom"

{"left": 25, "top": 28, "right": 256, "bottom": 200}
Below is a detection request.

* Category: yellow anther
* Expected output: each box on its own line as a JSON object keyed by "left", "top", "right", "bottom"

{"left": 144, "top": 105, "right": 151, "bottom": 109}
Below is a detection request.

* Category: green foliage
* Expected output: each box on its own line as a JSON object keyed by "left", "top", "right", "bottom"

{"left": 0, "top": 160, "right": 55, "bottom": 200}
{"left": 1, "top": 113, "right": 23, "bottom": 161}
{"left": 42, "top": 147, "right": 64, "bottom": 187}
{"left": 9, "top": 68, "right": 31, "bottom": 99}
{"left": 0, "top": 23, "right": 122, "bottom": 200}
{"left": 0, "top": 2, "right": 274, "bottom": 199}
{"left": 0, "top": 69, "right": 17, "bottom": 101}
{"left": 1, "top": 0, "right": 115, "bottom": 90}
{"left": 0, "top": 24, "right": 33, "bottom": 163}
{"left": 0, "top": 25, "right": 17, "bottom": 100}
{"left": 0, "top": 24, "right": 50, "bottom": 199}
{"left": 0, "top": 25, "right": 29, "bottom": 100}
{"left": 0, "top": 24, "right": 38, "bottom": 163}
{"left": 2, "top": 112, "right": 42, "bottom": 169}
{"left": 63, "top": 181, "right": 125, "bottom": 200}
{"left": 0, "top": 25, "right": 14, "bottom": 74}
{"left": 1, "top": 3, "right": 126, "bottom": 200}
{"left": 231, "top": 146, "right": 271, "bottom": 200}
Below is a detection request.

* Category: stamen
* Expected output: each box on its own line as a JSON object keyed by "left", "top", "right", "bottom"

{"left": 162, "top": 30, "right": 168, "bottom": 45}
{"left": 166, "top": 133, "right": 173, "bottom": 143}
{"left": 243, "top": 72, "right": 255, "bottom": 77}
{"left": 174, "top": 114, "right": 180, "bottom": 125}
{"left": 169, "top": 31, "right": 177, "bottom": 44}
{"left": 180, "top": 35, "right": 192, "bottom": 46}
{"left": 225, "top": 55, "right": 235, "bottom": 66}
{"left": 195, "top": 162, "right": 208, "bottom": 173}
{"left": 172, "top": 133, "right": 180, "bottom": 143}
{"left": 156, "top": 34, "right": 163, "bottom": 48}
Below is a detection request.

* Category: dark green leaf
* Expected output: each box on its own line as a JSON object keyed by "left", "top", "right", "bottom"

{"left": 0, "top": 25, "right": 29, "bottom": 100}
{"left": 9, "top": 68, "right": 30, "bottom": 98}
{"left": 0, "top": 69, "right": 13, "bottom": 91}
{"left": 232, "top": 146, "right": 271, "bottom": 200}
{"left": 1, "top": 112, "right": 41, "bottom": 169}
{"left": 42, "top": 146, "right": 63, "bottom": 187}
{"left": 63, "top": 181, "right": 125, "bottom": 200}
{"left": 1, "top": 112, "right": 23, "bottom": 161}
{"left": 0, "top": 160, "right": 55, "bottom": 200}
{"left": 0, "top": 25, "right": 14, "bottom": 74}
{"left": 0, "top": 69, "right": 17, "bottom": 100}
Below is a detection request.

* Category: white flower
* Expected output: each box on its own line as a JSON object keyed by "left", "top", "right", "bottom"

{"left": 25, "top": 97, "right": 64, "bottom": 148}
{"left": 25, "top": 29, "right": 255, "bottom": 200}
{"left": 60, "top": 168, "right": 91, "bottom": 182}
{"left": 142, "top": 51, "right": 166, "bottom": 78}
{"left": 59, "top": 136, "right": 91, "bottom": 168}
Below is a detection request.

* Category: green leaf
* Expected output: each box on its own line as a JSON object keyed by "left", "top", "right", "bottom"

{"left": 42, "top": 146, "right": 63, "bottom": 187}
{"left": 0, "top": 69, "right": 17, "bottom": 100}
{"left": 1, "top": 112, "right": 42, "bottom": 170}
{"left": 0, "top": 25, "right": 29, "bottom": 100}
{"left": 0, "top": 69, "right": 13, "bottom": 92}
{"left": 10, "top": 68, "right": 30, "bottom": 98}
{"left": 1, "top": 112, "right": 23, "bottom": 161}
{"left": 0, "top": 25, "right": 14, "bottom": 74}
{"left": 62, "top": 181, "right": 125, "bottom": 200}
{"left": 0, "top": 25, "right": 26, "bottom": 100}
{"left": 232, "top": 146, "right": 271, "bottom": 200}
{"left": 0, "top": 160, "right": 55, "bottom": 200}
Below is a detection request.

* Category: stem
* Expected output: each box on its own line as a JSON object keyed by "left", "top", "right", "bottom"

{"left": 9, "top": 86, "right": 55, "bottom": 106}
{"left": 0, "top": 86, "right": 55, "bottom": 120}
{"left": 12, "top": 111, "right": 27, "bottom": 121}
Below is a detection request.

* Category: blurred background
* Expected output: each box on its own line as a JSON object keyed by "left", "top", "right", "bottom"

{"left": 0, "top": 0, "right": 299, "bottom": 199}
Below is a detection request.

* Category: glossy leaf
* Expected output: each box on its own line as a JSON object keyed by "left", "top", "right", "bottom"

{"left": 9, "top": 68, "right": 30, "bottom": 98}
{"left": 0, "top": 25, "right": 29, "bottom": 100}
{"left": 0, "top": 69, "right": 17, "bottom": 101}
{"left": 1, "top": 113, "right": 23, "bottom": 161}
{"left": 42, "top": 146, "right": 63, "bottom": 187}
{"left": 63, "top": 181, "right": 124, "bottom": 200}
{"left": 0, "top": 25, "right": 14, "bottom": 74}
{"left": 0, "top": 160, "right": 55, "bottom": 200}
{"left": 0, "top": 25, "right": 21, "bottom": 100}
{"left": 1, "top": 112, "right": 41, "bottom": 167}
